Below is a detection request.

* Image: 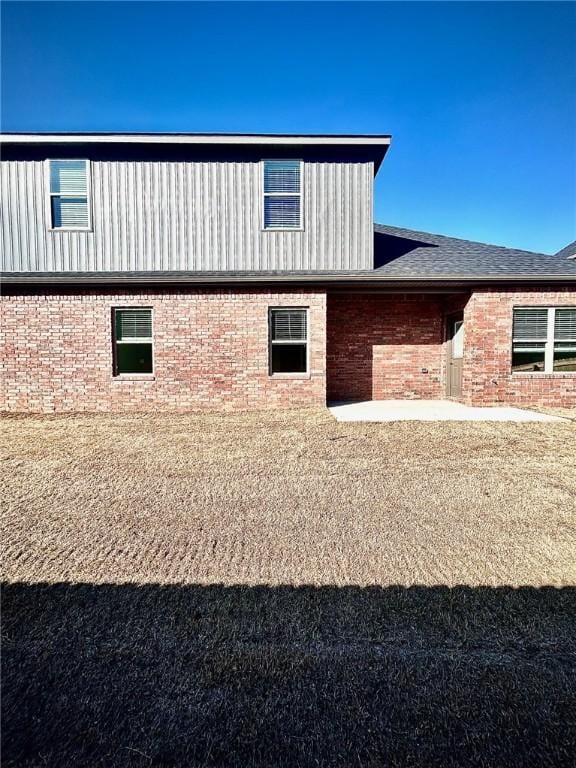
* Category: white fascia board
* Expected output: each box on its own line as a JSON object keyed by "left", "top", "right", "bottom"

{"left": 0, "top": 133, "right": 392, "bottom": 146}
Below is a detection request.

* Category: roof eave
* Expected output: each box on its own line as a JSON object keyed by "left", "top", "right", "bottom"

{"left": 2, "top": 272, "right": 575, "bottom": 287}
{"left": 1, "top": 132, "right": 392, "bottom": 173}
{"left": 0, "top": 133, "right": 391, "bottom": 147}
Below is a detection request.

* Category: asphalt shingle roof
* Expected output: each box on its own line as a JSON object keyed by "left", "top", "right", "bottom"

{"left": 554, "top": 241, "right": 576, "bottom": 260}
{"left": 3, "top": 225, "right": 575, "bottom": 285}
{"left": 373, "top": 223, "right": 576, "bottom": 277}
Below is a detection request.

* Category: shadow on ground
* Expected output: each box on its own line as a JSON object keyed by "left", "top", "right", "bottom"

{"left": 2, "top": 583, "right": 575, "bottom": 767}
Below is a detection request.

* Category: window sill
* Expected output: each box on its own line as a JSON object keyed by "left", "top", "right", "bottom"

{"left": 48, "top": 228, "right": 93, "bottom": 233}
{"left": 261, "top": 228, "right": 305, "bottom": 233}
{"left": 112, "top": 374, "right": 156, "bottom": 382}
{"left": 511, "top": 372, "right": 576, "bottom": 377}
{"left": 269, "top": 372, "right": 311, "bottom": 380}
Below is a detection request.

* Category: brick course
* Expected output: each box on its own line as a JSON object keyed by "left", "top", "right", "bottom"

{"left": 0, "top": 288, "right": 326, "bottom": 412}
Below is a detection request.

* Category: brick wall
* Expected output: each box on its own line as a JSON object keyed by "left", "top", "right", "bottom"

{"left": 463, "top": 288, "right": 576, "bottom": 407}
{"left": 3, "top": 285, "right": 574, "bottom": 413}
{"left": 327, "top": 293, "right": 445, "bottom": 401}
{"left": 0, "top": 288, "right": 326, "bottom": 413}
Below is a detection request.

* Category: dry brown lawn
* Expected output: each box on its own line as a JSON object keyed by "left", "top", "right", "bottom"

{"left": 2, "top": 409, "right": 576, "bottom": 767}
{"left": 3, "top": 409, "right": 576, "bottom": 587}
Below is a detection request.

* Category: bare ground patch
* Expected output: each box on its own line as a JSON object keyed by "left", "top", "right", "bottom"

{"left": 2, "top": 410, "right": 576, "bottom": 766}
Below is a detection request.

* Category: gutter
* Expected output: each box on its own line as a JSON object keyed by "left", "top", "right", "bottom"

{"left": 2, "top": 272, "right": 575, "bottom": 287}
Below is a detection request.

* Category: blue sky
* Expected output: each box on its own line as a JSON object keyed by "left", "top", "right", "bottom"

{"left": 2, "top": 1, "right": 574, "bottom": 253}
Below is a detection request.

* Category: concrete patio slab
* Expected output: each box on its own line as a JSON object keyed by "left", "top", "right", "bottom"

{"left": 328, "top": 400, "right": 566, "bottom": 423}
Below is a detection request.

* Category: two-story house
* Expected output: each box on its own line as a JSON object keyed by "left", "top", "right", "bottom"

{"left": 1, "top": 132, "right": 575, "bottom": 412}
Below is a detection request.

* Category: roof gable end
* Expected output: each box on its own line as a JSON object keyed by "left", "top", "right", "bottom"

{"left": 555, "top": 241, "right": 576, "bottom": 260}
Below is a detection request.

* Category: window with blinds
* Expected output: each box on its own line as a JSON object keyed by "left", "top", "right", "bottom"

{"left": 48, "top": 159, "right": 91, "bottom": 230}
{"left": 269, "top": 308, "right": 308, "bottom": 374}
{"left": 512, "top": 307, "right": 576, "bottom": 373}
{"left": 554, "top": 308, "right": 576, "bottom": 372}
{"left": 113, "top": 308, "right": 153, "bottom": 375}
{"left": 511, "top": 308, "right": 547, "bottom": 372}
{"left": 263, "top": 160, "right": 302, "bottom": 229}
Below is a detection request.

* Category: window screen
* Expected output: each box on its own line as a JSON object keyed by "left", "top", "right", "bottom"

{"left": 512, "top": 309, "right": 548, "bottom": 341}
{"left": 269, "top": 308, "right": 308, "bottom": 374}
{"left": 49, "top": 160, "right": 90, "bottom": 229}
{"left": 553, "top": 308, "right": 576, "bottom": 372}
{"left": 512, "top": 307, "right": 576, "bottom": 373}
{"left": 263, "top": 160, "right": 302, "bottom": 229}
{"left": 512, "top": 308, "right": 548, "bottom": 372}
{"left": 113, "top": 308, "right": 153, "bottom": 375}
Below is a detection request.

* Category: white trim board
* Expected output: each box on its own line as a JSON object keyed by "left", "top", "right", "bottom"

{"left": 1, "top": 133, "right": 392, "bottom": 146}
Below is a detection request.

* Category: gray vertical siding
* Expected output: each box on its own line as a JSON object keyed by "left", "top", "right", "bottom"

{"left": 0, "top": 160, "right": 373, "bottom": 272}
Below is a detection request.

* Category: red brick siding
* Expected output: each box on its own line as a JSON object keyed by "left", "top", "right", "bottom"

{"left": 3, "top": 286, "right": 574, "bottom": 412}
{"left": 463, "top": 288, "right": 576, "bottom": 407}
{"left": 0, "top": 288, "right": 326, "bottom": 413}
{"left": 327, "top": 294, "right": 445, "bottom": 401}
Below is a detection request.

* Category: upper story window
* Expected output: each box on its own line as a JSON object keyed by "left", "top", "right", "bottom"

{"left": 48, "top": 159, "right": 91, "bottom": 230}
{"left": 512, "top": 307, "right": 576, "bottom": 373}
{"left": 263, "top": 160, "right": 302, "bottom": 230}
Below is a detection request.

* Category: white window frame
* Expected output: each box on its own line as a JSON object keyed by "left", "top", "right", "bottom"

{"left": 268, "top": 307, "right": 310, "bottom": 378}
{"left": 112, "top": 307, "right": 154, "bottom": 377}
{"left": 512, "top": 306, "right": 576, "bottom": 374}
{"left": 46, "top": 159, "right": 92, "bottom": 232}
{"left": 261, "top": 159, "right": 304, "bottom": 231}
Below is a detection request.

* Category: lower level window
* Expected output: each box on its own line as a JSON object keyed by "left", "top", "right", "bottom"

{"left": 269, "top": 308, "right": 308, "bottom": 374}
{"left": 511, "top": 342, "right": 546, "bottom": 372}
{"left": 554, "top": 343, "right": 576, "bottom": 372}
{"left": 113, "top": 308, "right": 153, "bottom": 375}
{"left": 512, "top": 307, "right": 576, "bottom": 373}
